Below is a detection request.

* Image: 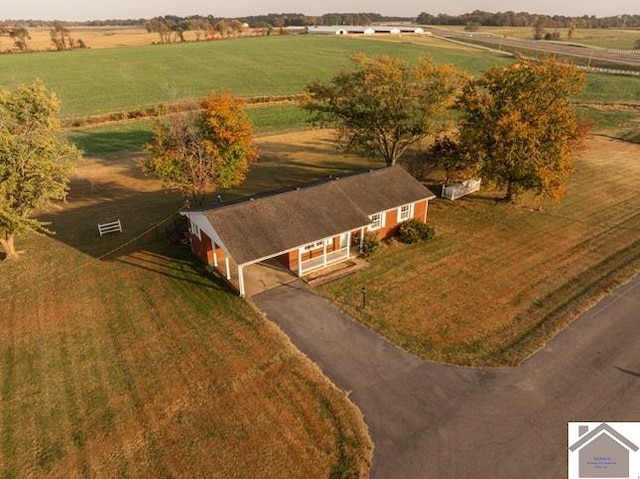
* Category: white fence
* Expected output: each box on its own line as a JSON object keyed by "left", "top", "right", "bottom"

{"left": 299, "top": 247, "right": 349, "bottom": 276}
{"left": 98, "top": 219, "right": 122, "bottom": 237}
{"left": 441, "top": 179, "right": 482, "bottom": 200}
{"left": 577, "top": 65, "right": 640, "bottom": 76}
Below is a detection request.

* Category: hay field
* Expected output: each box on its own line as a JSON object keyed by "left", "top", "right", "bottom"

{"left": 0, "top": 26, "right": 156, "bottom": 52}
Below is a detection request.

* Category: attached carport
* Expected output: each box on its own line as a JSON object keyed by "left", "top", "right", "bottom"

{"left": 181, "top": 178, "right": 372, "bottom": 297}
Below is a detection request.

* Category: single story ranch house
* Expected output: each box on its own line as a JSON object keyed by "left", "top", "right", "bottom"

{"left": 181, "top": 166, "right": 436, "bottom": 296}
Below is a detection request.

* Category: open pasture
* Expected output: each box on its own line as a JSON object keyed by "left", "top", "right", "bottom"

{"left": 446, "top": 25, "right": 640, "bottom": 49}
{"left": 1, "top": 33, "right": 635, "bottom": 126}
{"left": 0, "top": 35, "right": 512, "bottom": 118}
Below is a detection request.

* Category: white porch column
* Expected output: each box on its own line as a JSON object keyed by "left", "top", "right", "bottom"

{"left": 238, "top": 265, "right": 245, "bottom": 297}
{"left": 322, "top": 239, "right": 328, "bottom": 268}
{"left": 225, "top": 257, "right": 231, "bottom": 280}
{"left": 298, "top": 249, "right": 303, "bottom": 277}
{"left": 359, "top": 227, "right": 365, "bottom": 252}
{"left": 423, "top": 200, "right": 428, "bottom": 222}
{"left": 212, "top": 242, "right": 218, "bottom": 267}
{"left": 346, "top": 231, "right": 352, "bottom": 258}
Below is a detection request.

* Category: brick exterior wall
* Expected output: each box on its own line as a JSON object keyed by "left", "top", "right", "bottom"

{"left": 189, "top": 231, "right": 213, "bottom": 265}
{"left": 186, "top": 197, "right": 432, "bottom": 272}
{"left": 413, "top": 199, "right": 428, "bottom": 222}
{"left": 373, "top": 199, "right": 430, "bottom": 240}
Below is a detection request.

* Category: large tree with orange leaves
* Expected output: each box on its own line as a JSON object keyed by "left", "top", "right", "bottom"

{"left": 457, "top": 57, "right": 590, "bottom": 202}
{"left": 142, "top": 92, "right": 257, "bottom": 206}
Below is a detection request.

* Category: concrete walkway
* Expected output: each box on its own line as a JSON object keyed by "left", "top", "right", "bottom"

{"left": 252, "top": 277, "right": 640, "bottom": 478}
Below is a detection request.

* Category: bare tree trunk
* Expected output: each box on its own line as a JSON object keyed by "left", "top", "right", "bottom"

{"left": 504, "top": 180, "right": 517, "bottom": 202}
{"left": 0, "top": 235, "right": 19, "bottom": 260}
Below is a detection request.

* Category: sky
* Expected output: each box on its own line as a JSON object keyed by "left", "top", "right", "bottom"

{"left": 1, "top": 0, "right": 638, "bottom": 21}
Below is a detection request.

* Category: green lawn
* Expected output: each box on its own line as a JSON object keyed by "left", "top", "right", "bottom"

{"left": 66, "top": 104, "right": 310, "bottom": 156}
{"left": 320, "top": 136, "right": 640, "bottom": 366}
{"left": 0, "top": 129, "right": 372, "bottom": 477}
{"left": 583, "top": 74, "right": 640, "bottom": 103}
{"left": 0, "top": 35, "right": 509, "bottom": 118}
{"left": 578, "top": 107, "right": 640, "bottom": 143}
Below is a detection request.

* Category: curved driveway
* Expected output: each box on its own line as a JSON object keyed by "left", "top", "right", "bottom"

{"left": 252, "top": 276, "right": 640, "bottom": 478}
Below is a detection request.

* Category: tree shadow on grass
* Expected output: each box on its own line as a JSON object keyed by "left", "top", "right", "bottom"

{"left": 30, "top": 184, "right": 234, "bottom": 294}
{"left": 598, "top": 133, "right": 640, "bottom": 145}
{"left": 37, "top": 183, "right": 185, "bottom": 261}
{"left": 614, "top": 366, "right": 640, "bottom": 378}
{"left": 114, "top": 240, "right": 231, "bottom": 293}
{"left": 66, "top": 127, "right": 153, "bottom": 159}
{"left": 30, "top": 133, "right": 386, "bottom": 296}
{"left": 38, "top": 150, "right": 381, "bottom": 263}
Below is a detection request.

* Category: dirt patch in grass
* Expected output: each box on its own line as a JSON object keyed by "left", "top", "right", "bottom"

{"left": 320, "top": 136, "right": 640, "bottom": 366}
{"left": 1, "top": 130, "right": 373, "bottom": 477}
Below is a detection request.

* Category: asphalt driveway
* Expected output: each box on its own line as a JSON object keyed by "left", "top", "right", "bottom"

{"left": 252, "top": 276, "right": 640, "bottom": 478}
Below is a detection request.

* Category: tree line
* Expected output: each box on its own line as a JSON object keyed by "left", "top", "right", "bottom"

{"left": 417, "top": 10, "right": 640, "bottom": 29}
{"left": 4, "top": 11, "right": 640, "bottom": 29}
{"left": 0, "top": 21, "right": 87, "bottom": 52}
{"left": 144, "top": 16, "right": 248, "bottom": 43}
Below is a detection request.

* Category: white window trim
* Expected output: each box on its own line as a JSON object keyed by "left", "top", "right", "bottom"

{"left": 190, "top": 222, "right": 201, "bottom": 239}
{"left": 398, "top": 203, "right": 414, "bottom": 222}
{"left": 369, "top": 212, "right": 386, "bottom": 231}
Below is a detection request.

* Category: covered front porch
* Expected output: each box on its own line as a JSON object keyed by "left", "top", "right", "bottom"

{"left": 299, "top": 246, "right": 350, "bottom": 276}
{"left": 233, "top": 228, "right": 365, "bottom": 297}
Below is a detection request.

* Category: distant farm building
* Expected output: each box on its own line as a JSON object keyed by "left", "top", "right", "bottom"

{"left": 305, "top": 25, "right": 431, "bottom": 36}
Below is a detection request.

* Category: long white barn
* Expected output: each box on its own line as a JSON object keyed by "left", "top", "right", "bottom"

{"left": 304, "top": 25, "right": 429, "bottom": 35}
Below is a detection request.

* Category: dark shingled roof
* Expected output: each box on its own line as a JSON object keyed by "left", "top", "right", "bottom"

{"left": 198, "top": 166, "right": 435, "bottom": 265}
{"left": 331, "top": 166, "right": 436, "bottom": 215}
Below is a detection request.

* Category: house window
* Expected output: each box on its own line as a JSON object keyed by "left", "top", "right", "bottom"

{"left": 302, "top": 240, "right": 324, "bottom": 252}
{"left": 191, "top": 222, "right": 200, "bottom": 237}
{"left": 398, "top": 204, "right": 413, "bottom": 222}
{"left": 369, "top": 212, "right": 385, "bottom": 231}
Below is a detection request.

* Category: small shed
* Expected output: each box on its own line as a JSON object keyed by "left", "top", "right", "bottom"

{"left": 441, "top": 179, "right": 482, "bottom": 200}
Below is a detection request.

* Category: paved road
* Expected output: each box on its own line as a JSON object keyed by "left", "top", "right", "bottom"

{"left": 252, "top": 276, "right": 640, "bottom": 478}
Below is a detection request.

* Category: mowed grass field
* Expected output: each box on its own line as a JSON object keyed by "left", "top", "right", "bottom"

{"left": 320, "top": 136, "right": 640, "bottom": 366}
{"left": 0, "top": 35, "right": 506, "bottom": 118}
{"left": 1, "top": 33, "right": 635, "bottom": 123}
{"left": 66, "top": 104, "right": 311, "bottom": 157}
{"left": 0, "top": 131, "right": 375, "bottom": 477}
{"left": 579, "top": 107, "right": 640, "bottom": 143}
